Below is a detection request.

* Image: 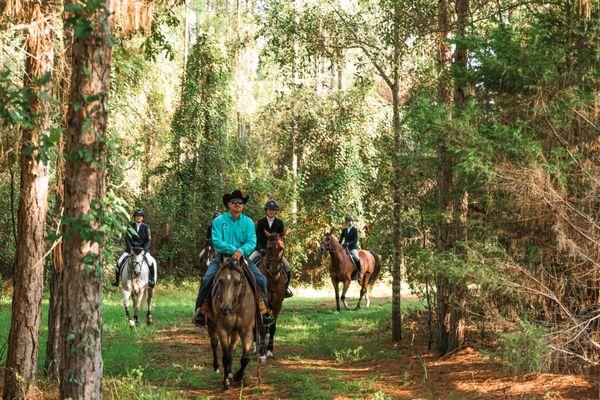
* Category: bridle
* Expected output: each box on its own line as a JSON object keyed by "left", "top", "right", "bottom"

{"left": 265, "top": 236, "right": 285, "bottom": 276}
{"left": 213, "top": 260, "right": 248, "bottom": 311}
{"left": 319, "top": 235, "right": 337, "bottom": 254}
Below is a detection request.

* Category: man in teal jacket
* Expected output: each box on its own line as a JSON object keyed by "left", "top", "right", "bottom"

{"left": 193, "top": 190, "right": 275, "bottom": 327}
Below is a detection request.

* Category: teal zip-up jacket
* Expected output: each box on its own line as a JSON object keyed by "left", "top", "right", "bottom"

{"left": 211, "top": 212, "right": 257, "bottom": 257}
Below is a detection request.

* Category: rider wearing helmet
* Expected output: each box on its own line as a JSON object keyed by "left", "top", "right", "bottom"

{"left": 340, "top": 215, "right": 361, "bottom": 279}
{"left": 112, "top": 209, "right": 157, "bottom": 288}
{"left": 249, "top": 200, "right": 293, "bottom": 298}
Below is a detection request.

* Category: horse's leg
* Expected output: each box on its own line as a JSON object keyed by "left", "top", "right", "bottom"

{"left": 146, "top": 287, "right": 153, "bottom": 325}
{"left": 219, "top": 333, "right": 232, "bottom": 390}
{"left": 355, "top": 279, "right": 367, "bottom": 310}
{"left": 133, "top": 293, "right": 141, "bottom": 325}
{"left": 233, "top": 329, "right": 253, "bottom": 383}
{"left": 123, "top": 291, "right": 134, "bottom": 326}
{"left": 267, "top": 320, "right": 276, "bottom": 357}
{"left": 341, "top": 279, "right": 351, "bottom": 310}
{"left": 259, "top": 325, "right": 268, "bottom": 363}
{"left": 332, "top": 277, "right": 341, "bottom": 313}
{"left": 208, "top": 322, "right": 220, "bottom": 373}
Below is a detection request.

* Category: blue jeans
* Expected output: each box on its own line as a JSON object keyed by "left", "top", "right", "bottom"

{"left": 195, "top": 255, "right": 269, "bottom": 310}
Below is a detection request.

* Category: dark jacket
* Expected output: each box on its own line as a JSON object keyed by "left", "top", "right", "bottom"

{"left": 125, "top": 222, "right": 151, "bottom": 253}
{"left": 339, "top": 226, "right": 359, "bottom": 251}
{"left": 255, "top": 217, "right": 285, "bottom": 251}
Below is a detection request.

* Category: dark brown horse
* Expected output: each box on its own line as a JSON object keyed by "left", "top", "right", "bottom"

{"left": 206, "top": 257, "right": 256, "bottom": 390}
{"left": 257, "top": 233, "right": 286, "bottom": 362}
{"left": 319, "top": 231, "right": 381, "bottom": 312}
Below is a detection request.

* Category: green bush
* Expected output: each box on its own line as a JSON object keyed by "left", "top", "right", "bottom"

{"left": 493, "top": 320, "right": 548, "bottom": 373}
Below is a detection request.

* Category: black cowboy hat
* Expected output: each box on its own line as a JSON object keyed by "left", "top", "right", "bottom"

{"left": 223, "top": 190, "right": 250, "bottom": 208}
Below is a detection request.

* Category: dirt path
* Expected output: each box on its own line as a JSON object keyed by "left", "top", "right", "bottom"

{"left": 151, "top": 299, "right": 596, "bottom": 400}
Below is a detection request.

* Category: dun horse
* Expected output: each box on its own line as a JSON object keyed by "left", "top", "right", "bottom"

{"left": 206, "top": 257, "right": 257, "bottom": 390}
{"left": 120, "top": 248, "right": 154, "bottom": 326}
{"left": 319, "top": 232, "right": 381, "bottom": 312}
{"left": 257, "top": 233, "right": 286, "bottom": 362}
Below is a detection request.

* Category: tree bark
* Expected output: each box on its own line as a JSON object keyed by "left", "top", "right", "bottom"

{"left": 391, "top": 87, "right": 403, "bottom": 341}
{"left": 3, "top": 2, "right": 54, "bottom": 398}
{"left": 435, "top": 0, "right": 454, "bottom": 355}
{"left": 446, "top": 0, "right": 470, "bottom": 352}
{"left": 390, "top": 0, "right": 403, "bottom": 342}
{"left": 45, "top": 19, "right": 73, "bottom": 379}
{"left": 59, "top": 2, "right": 113, "bottom": 398}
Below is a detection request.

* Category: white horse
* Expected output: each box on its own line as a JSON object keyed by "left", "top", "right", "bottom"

{"left": 120, "top": 248, "right": 154, "bottom": 327}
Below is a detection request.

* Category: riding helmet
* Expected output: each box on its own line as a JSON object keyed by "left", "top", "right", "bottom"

{"left": 265, "top": 200, "right": 279, "bottom": 211}
{"left": 134, "top": 209, "right": 145, "bottom": 217}
{"left": 345, "top": 215, "right": 354, "bottom": 222}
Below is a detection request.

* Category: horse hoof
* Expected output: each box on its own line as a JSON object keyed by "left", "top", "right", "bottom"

{"left": 129, "top": 320, "right": 136, "bottom": 327}
{"left": 146, "top": 317, "right": 153, "bottom": 325}
{"left": 334, "top": 310, "right": 340, "bottom": 314}
{"left": 267, "top": 350, "right": 274, "bottom": 358}
{"left": 233, "top": 372, "right": 243, "bottom": 382}
{"left": 214, "top": 368, "right": 220, "bottom": 375}
{"left": 259, "top": 355, "right": 267, "bottom": 364}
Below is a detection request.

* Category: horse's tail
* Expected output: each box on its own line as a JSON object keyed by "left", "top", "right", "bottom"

{"left": 369, "top": 251, "right": 382, "bottom": 285}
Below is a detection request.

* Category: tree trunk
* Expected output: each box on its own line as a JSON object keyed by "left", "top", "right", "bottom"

{"left": 45, "top": 21, "right": 73, "bottom": 379}
{"left": 435, "top": 0, "right": 454, "bottom": 355}
{"left": 447, "top": 0, "right": 470, "bottom": 352}
{"left": 59, "top": 2, "right": 113, "bottom": 398}
{"left": 391, "top": 87, "right": 403, "bottom": 342}
{"left": 3, "top": 2, "right": 54, "bottom": 398}
{"left": 290, "top": 0, "right": 300, "bottom": 223}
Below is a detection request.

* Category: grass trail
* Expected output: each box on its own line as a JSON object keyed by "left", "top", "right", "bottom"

{"left": 0, "top": 283, "right": 595, "bottom": 399}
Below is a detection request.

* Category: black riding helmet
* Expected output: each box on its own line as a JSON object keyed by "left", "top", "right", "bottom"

{"left": 265, "top": 200, "right": 279, "bottom": 211}
{"left": 134, "top": 209, "right": 145, "bottom": 217}
{"left": 345, "top": 215, "right": 354, "bottom": 222}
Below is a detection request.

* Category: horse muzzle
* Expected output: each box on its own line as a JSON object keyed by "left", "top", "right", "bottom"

{"left": 220, "top": 306, "right": 232, "bottom": 316}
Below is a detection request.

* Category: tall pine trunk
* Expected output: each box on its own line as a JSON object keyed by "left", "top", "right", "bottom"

{"left": 435, "top": 0, "right": 454, "bottom": 355}
{"left": 45, "top": 21, "right": 73, "bottom": 379}
{"left": 3, "top": 2, "right": 54, "bottom": 398}
{"left": 59, "top": 2, "right": 113, "bottom": 398}
{"left": 447, "top": 0, "right": 470, "bottom": 351}
{"left": 390, "top": 0, "right": 403, "bottom": 342}
{"left": 391, "top": 88, "right": 404, "bottom": 341}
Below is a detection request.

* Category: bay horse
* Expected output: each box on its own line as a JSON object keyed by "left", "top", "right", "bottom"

{"left": 257, "top": 233, "right": 286, "bottom": 362}
{"left": 319, "top": 231, "right": 381, "bottom": 312}
{"left": 120, "top": 247, "right": 154, "bottom": 326}
{"left": 206, "top": 257, "right": 257, "bottom": 390}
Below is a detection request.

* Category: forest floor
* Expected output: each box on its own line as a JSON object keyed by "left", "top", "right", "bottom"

{"left": 0, "top": 282, "right": 596, "bottom": 399}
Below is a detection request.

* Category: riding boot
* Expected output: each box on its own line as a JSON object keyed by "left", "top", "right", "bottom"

{"left": 192, "top": 301, "right": 209, "bottom": 327}
{"left": 257, "top": 298, "right": 275, "bottom": 326}
{"left": 148, "top": 260, "right": 156, "bottom": 288}
{"left": 112, "top": 261, "right": 121, "bottom": 287}
{"left": 356, "top": 259, "right": 363, "bottom": 280}
{"left": 284, "top": 269, "right": 293, "bottom": 298}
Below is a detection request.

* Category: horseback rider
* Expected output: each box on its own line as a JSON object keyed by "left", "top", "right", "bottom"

{"left": 192, "top": 190, "right": 276, "bottom": 327}
{"left": 340, "top": 215, "right": 361, "bottom": 279}
{"left": 112, "top": 209, "right": 157, "bottom": 288}
{"left": 249, "top": 199, "right": 293, "bottom": 298}
{"left": 198, "top": 211, "right": 221, "bottom": 260}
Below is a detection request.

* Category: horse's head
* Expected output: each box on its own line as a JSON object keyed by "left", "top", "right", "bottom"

{"left": 128, "top": 248, "right": 146, "bottom": 279}
{"left": 319, "top": 231, "right": 336, "bottom": 254}
{"left": 214, "top": 258, "right": 246, "bottom": 316}
{"left": 265, "top": 233, "right": 285, "bottom": 276}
